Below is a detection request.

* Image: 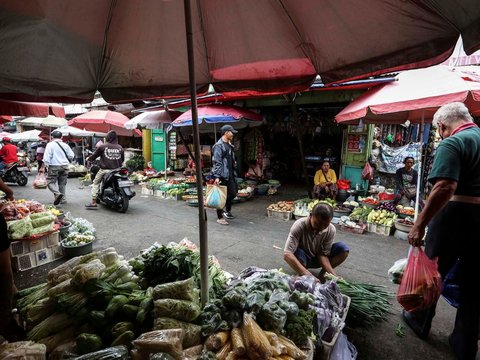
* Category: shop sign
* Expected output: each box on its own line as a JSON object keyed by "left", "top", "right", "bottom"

{"left": 377, "top": 142, "right": 421, "bottom": 174}
{"left": 347, "top": 134, "right": 366, "bottom": 153}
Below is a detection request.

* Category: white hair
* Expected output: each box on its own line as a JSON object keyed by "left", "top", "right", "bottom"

{"left": 433, "top": 102, "right": 473, "bottom": 127}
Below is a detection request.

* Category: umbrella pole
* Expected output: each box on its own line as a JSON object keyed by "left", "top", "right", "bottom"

{"left": 184, "top": 0, "right": 209, "bottom": 306}
{"left": 414, "top": 112, "right": 424, "bottom": 221}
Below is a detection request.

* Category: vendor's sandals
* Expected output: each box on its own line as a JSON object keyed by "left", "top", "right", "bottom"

{"left": 217, "top": 218, "right": 229, "bottom": 225}
{"left": 85, "top": 203, "right": 98, "bottom": 210}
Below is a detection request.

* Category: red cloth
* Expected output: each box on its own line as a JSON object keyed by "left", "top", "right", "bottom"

{"left": 0, "top": 143, "right": 18, "bottom": 164}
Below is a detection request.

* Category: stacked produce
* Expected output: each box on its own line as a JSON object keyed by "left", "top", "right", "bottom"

{"left": 7, "top": 210, "right": 56, "bottom": 240}
{"left": 62, "top": 216, "right": 96, "bottom": 247}
{"left": 396, "top": 205, "right": 415, "bottom": 217}
{"left": 293, "top": 198, "right": 313, "bottom": 217}
{"left": 267, "top": 201, "right": 294, "bottom": 212}
{"left": 366, "top": 209, "right": 397, "bottom": 227}
{"left": 347, "top": 206, "right": 373, "bottom": 223}
{"left": 307, "top": 198, "right": 336, "bottom": 211}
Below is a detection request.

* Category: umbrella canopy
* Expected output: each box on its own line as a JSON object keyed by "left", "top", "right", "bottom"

{"left": 124, "top": 110, "right": 181, "bottom": 130}
{"left": 0, "top": 115, "right": 13, "bottom": 124}
{"left": 9, "top": 130, "right": 42, "bottom": 142}
{"left": 41, "top": 126, "right": 107, "bottom": 138}
{"left": 0, "top": 1, "right": 479, "bottom": 103}
{"left": 69, "top": 110, "right": 141, "bottom": 137}
{"left": 0, "top": 100, "right": 65, "bottom": 117}
{"left": 335, "top": 65, "right": 480, "bottom": 124}
{"left": 172, "top": 105, "right": 263, "bottom": 127}
{"left": 18, "top": 115, "right": 68, "bottom": 128}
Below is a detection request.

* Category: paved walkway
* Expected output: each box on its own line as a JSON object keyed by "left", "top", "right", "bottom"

{"left": 11, "top": 175, "right": 474, "bottom": 360}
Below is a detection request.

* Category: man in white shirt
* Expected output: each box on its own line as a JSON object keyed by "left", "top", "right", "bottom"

{"left": 43, "top": 131, "right": 74, "bottom": 205}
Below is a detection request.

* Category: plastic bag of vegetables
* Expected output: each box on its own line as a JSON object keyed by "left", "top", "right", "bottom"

{"left": 154, "top": 317, "right": 202, "bottom": 348}
{"left": 154, "top": 299, "right": 201, "bottom": 322}
{"left": 152, "top": 277, "right": 196, "bottom": 301}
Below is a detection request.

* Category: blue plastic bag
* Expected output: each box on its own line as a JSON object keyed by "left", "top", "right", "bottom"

{"left": 205, "top": 184, "right": 227, "bottom": 209}
{"left": 442, "top": 260, "right": 460, "bottom": 308}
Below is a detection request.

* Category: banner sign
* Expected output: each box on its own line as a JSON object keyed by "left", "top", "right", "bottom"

{"left": 377, "top": 142, "right": 421, "bottom": 174}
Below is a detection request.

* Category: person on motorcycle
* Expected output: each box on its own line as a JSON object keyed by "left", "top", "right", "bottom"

{"left": 85, "top": 131, "right": 124, "bottom": 209}
{"left": 0, "top": 138, "right": 18, "bottom": 171}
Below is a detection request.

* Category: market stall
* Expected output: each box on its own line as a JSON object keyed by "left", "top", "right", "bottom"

{"left": 3, "top": 238, "right": 391, "bottom": 359}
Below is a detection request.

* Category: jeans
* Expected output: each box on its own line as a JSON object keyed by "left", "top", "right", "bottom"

{"left": 216, "top": 176, "right": 237, "bottom": 219}
{"left": 294, "top": 242, "right": 350, "bottom": 268}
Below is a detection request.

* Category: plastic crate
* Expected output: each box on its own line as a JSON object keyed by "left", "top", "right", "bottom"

{"left": 50, "top": 245, "right": 64, "bottom": 260}
{"left": 376, "top": 224, "right": 394, "bottom": 236}
{"left": 321, "top": 295, "right": 351, "bottom": 360}
{"left": 141, "top": 186, "right": 153, "bottom": 195}
{"left": 10, "top": 241, "right": 29, "bottom": 257}
{"left": 267, "top": 209, "right": 293, "bottom": 221}
{"left": 12, "top": 252, "right": 37, "bottom": 272}
{"left": 366, "top": 222, "right": 377, "bottom": 233}
{"left": 154, "top": 190, "right": 167, "bottom": 198}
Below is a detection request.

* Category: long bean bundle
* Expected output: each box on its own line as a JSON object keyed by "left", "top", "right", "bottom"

{"left": 325, "top": 274, "right": 393, "bottom": 328}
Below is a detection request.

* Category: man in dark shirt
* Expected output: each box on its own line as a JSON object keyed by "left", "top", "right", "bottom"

{"left": 85, "top": 131, "right": 124, "bottom": 209}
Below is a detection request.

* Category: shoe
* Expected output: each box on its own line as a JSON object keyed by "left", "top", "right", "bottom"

{"left": 217, "top": 218, "right": 229, "bottom": 225}
{"left": 53, "top": 193, "right": 64, "bottom": 205}
{"left": 85, "top": 203, "right": 98, "bottom": 210}
{"left": 223, "top": 211, "right": 234, "bottom": 219}
{"left": 402, "top": 309, "right": 429, "bottom": 339}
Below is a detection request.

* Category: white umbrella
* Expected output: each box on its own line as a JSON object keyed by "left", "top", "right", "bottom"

{"left": 124, "top": 110, "right": 175, "bottom": 130}
{"left": 56, "top": 126, "right": 107, "bottom": 137}
{"left": 9, "top": 130, "right": 42, "bottom": 142}
{"left": 18, "top": 115, "right": 68, "bottom": 128}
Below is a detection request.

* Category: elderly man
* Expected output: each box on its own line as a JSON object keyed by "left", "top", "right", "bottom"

{"left": 284, "top": 203, "right": 349, "bottom": 281}
{"left": 406, "top": 102, "right": 479, "bottom": 360}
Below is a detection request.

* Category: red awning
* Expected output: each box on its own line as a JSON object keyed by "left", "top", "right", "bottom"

{"left": 0, "top": 99, "right": 65, "bottom": 117}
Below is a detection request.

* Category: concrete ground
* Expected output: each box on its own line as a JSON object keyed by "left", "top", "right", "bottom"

{"left": 11, "top": 174, "right": 478, "bottom": 360}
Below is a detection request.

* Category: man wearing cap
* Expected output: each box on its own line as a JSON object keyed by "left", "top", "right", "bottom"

{"left": 0, "top": 137, "right": 18, "bottom": 171}
{"left": 211, "top": 125, "right": 238, "bottom": 225}
{"left": 43, "top": 131, "right": 75, "bottom": 205}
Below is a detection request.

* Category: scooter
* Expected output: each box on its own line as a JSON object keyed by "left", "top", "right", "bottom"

{"left": 90, "top": 166, "right": 135, "bottom": 213}
{"left": 0, "top": 162, "right": 28, "bottom": 186}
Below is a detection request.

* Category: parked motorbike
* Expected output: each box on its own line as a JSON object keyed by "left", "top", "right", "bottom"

{"left": 90, "top": 166, "right": 135, "bottom": 213}
{"left": 0, "top": 163, "right": 28, "bottom": 186}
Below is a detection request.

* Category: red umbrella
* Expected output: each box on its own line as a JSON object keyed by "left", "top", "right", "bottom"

{"left": 0, "top": 115, "right": 13, "bottom": 124}
{"left": 0, "top": 99, "right": 64, "bottom": 117}
{"left": 69, "top": 110, "right": 141, "bottom": 137}
{"left": 335, "top": 65, "right": 480, "bottom": 125}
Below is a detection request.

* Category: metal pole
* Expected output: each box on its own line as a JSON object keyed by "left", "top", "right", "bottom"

{"left": 414, "top": 112, "right": 424, "bottom": 221}
{"left": 184, "top": 0, "right": 209, "bottom": 306}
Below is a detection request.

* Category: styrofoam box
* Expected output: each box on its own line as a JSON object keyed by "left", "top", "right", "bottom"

{"left": 28, "top": 238, "right": 47, "bottom": 253}
{"left": 50, "top": 244, "right": 64, "bottom": 260}
{"left": 154, "top": 190, "right": 166, "bottom": 198}
{"left": 35, "top": 248, "right": 53, "bottom": 266}
{"left": 46, "top": 231, "right": 60, "bottom": 247}
{"left": 12, "top": 252, "right": 36, "bottom": 271}
{"left": 10, "top": 241, "right": 29, "bottom": 257}
{"left": 141, "top": 186, "right": 154, "bottom": 195}
{"left": 267, "top": 209, "right": 293, "bottom": 221}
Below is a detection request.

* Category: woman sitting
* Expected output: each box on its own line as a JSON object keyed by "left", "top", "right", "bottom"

{"left": 313, "top": 160, "right": 337, "bottom": 200}
{"left": 395, "top": 156, "right": 418, "bottom": 206}
{"left": 245, "top": 160, "right": 263, "bottom": 181}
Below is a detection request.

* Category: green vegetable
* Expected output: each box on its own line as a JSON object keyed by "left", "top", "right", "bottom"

{"left": 31, "top": 214, "right": 55, "bottom": 228}
{"left": 284, "top": 309, "right": 315, "bottom": 346}
{"left": 30, "top": 212, "right": 53, "bottom": 220}
{"left": 106, "top": 295, "right": 130, "bottom": 318}
{"left": 152, "top": 277, "right": 196, "bottom": 301}
{"left": 154, "top": 317, "right": 202, "bottom": 348}
{"left": 122, "top": 304, "right": 139, "bottom": 320}
{"left": 154, "top": 299, "right": 201, "bottom": 322}
{"left": 29, "top": 222, "right": 53, "bottom": 236}
{"left": 257, "top": 303, "right": 287, "bottom": 332}
{"left": 136, "top": 287, "right": 153, "bottom": 324}
{"left": 90, "top": 311, "right": 108, "bottom": 328}
{"left": 76, "top": 333, "right": 103, "bottom": 355}
{"left": 111, "top": 322, "right": 134, "bottom": 339}
{"left": 111, "top": 330, "right": 135, "bottom": 347}
{"left": 72, "top": 345, "right": 129, "bottom": 360}
{"left": 221, "top": 289, "right": 247, "bottom": 309}
{"left": 289, "top": 290, "right": 315, "bottom": 309}
{"left": 27, "top": 313, "right": 74, "bottom": 341}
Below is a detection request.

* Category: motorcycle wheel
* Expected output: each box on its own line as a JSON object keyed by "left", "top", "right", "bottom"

{"left": 117, "top": 190, "right": 129, "bottom": 213}
{"left": 16, "top": 173, "right": 28, "bottom": 186}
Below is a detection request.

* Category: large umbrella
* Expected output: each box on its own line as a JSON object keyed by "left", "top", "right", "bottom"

{"left": 124, "top": 110, "right": 181, "bottom": 130}
{"left": 9, "top": 130, "right": 42, "bottom": 142}
{"left": 1, "top": 1, "right": 480, "bottom": 305}
{"left": 0, "top": 100, "right": 65, "bottom": 117}
{"left": 171, "top": 105, "right": 264, "bottom": 136}
{"left": 69, "top": 110, "right": 141, "bottom": 137}
{"left": 335, "top": 65, "right": 480, "bottom": 124}
{"left": 41, "top": 126, "right": 107, "bottom": 138}
{"left": 18, "top": 115, "right": 68, "bottom": 128}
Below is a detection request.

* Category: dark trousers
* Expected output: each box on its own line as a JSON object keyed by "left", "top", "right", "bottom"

{"left": 216, "top": 177, "right": 237, "bottom": 219}
{"left": 408, "top": 202, "right": 479, "bottom": 360}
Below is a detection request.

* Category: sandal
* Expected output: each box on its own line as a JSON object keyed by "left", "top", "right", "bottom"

{"left": 85, "top": 203, "right": 98, "bottom": 210}
{"left": 217, "top": 218, "right": 229, "bottom": 225}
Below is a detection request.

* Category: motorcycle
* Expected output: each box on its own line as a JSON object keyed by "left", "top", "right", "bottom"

{"left": 90, "top": 166, "right": 135, "bottom": 213}
{"left": 0, "top": 162, "right": 28, "bottom": 186}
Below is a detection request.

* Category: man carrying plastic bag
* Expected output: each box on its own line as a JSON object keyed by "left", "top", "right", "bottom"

{"left": 211, "top": 125, "right": 238, "bottom": 225}
{"left": 406, "top": 103, "right": 480, "bottom": 360}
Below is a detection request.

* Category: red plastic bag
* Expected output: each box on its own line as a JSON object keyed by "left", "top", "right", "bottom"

{"left": 361, "top": 162, "right": 374, "bottom": 180}
{"left": 397, "top": 247, "right": 442, "bottom": 312}
{"left": 337, "top": 179, "right": 351, "bottom": 190}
